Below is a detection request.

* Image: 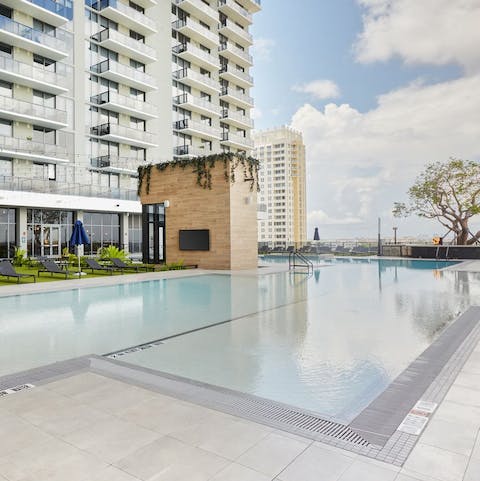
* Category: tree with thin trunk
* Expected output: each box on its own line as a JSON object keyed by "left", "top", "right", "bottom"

{"left": 393, "top": 158, "right": 480, "bottom": 245}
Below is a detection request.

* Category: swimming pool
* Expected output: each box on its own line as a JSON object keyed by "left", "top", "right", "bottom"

{"left": 0, "top": 258, "right": 476, "bottom": 422}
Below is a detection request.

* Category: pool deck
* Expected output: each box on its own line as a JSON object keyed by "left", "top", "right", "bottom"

{"left": 1, "top": 259, "right": 480, "bottom": 480}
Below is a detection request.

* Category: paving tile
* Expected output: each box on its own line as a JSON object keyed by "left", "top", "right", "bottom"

{"left": 403, "top": 443, "right": 469, "bottom": 481}
{"left": 464, "top": 457, "right": 480, "bottom": 481}
{"left": 62, "top": 416, "right": 161, "bottom": 463}
{"left": 461, "top": 359, "right": 480, "bottom": 375}
{"left": 433, "top": 400, "right": 480, "bottom": 425}
{"left": 338, "top": 459, "right": 398, "bottom": 481}
{"left": 444, "top": 385, "right": 480, "bottom": 407}
{"left": 210, "top": 463, "right": 272, "bottom": 481}
{"left": 115, "top": 436, "right": 228, "bottom": 481}
{"left": 276, "top": 443, "right": 354, "bottom": 481}
{"left": 395, "top": 474, "right": 425, "bottom": 481}
{"left": 43, "top": 372, "right": 112, "bottom": 397}
{"left": 472, "top": 433, "right": 480, "bottom": 459}
{"left": 236, "top": 432, "right": 309, "bottom": 477}
{"left": 452, "top": 372, "right": 480, "bottom": 391}
{"left": 0, "top": 387, "right": 71, "bottom": 415}
{"left": 87, "top": 466, "right": 143, "bottom": 481}
{"left": 169, "top": 415, "right": 272, "bottom": 460}
{"left": 419, "top": 418, "right": 478, "bottom": 456}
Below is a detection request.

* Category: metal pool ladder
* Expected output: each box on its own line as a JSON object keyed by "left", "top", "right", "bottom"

{"left": 289, "top": 250, "right": 314, "bottom": 274}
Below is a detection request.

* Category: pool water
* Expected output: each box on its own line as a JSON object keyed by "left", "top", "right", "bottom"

{"left": 0, "top": 258, "right": 476, "bottom": 422}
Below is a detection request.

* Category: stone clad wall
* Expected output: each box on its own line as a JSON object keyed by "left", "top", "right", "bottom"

{"left": 140, "top": 161, "right": 258, "bottom": 270}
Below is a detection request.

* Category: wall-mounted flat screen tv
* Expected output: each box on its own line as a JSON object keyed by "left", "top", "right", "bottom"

{"left": 179, "top": 229, "right": 210, "bottom": 251}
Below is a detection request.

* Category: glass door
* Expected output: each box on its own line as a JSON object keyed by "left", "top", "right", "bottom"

{"left": 42, "top": 225, "right": 61, "bottom": 257}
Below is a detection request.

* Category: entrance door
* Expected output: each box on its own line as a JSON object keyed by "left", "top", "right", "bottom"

{"left": 42, "top": 225, "right": 61, "bottom": 257}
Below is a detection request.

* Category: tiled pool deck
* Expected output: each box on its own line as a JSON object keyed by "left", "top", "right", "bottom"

{"left": 1, "top": 260, "right": 480, "bottom": 480}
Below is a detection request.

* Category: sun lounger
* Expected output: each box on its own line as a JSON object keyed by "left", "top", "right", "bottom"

{"left": 0, "top": 260, "right": 36, "bottom": 283}
{"left": 110, "top": 258, "right": 155, "bottom": 272}
{"left": 38, "top": 260, "right": 72, "bottom": 279}
{"left": 84, "top": 258, "right": 119, "bottom": 275}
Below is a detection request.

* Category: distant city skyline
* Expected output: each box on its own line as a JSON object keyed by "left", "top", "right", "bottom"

{"left": 251, "top": 0, "right": 480, "bottom": 239}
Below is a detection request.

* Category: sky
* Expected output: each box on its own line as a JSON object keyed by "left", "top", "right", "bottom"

{"left": 250, "top": 0, "right": 480, "bottom": 240}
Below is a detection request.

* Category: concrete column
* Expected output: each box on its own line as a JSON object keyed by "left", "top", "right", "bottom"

{"left": 76, "top": 210, "right": 84, "bottom": 256}
{"left": 16, "top": 207, "right": 28, "bottom": 253}
{"left": 121, "top": 213, "right": 129, "bottom": 253}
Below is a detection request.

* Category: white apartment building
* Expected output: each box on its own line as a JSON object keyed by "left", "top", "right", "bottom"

{"left": 254, "top": 127, "right": 307, "bottom": 248}
{"left": 0, "top": 0, "right": 259, "bottom": 260}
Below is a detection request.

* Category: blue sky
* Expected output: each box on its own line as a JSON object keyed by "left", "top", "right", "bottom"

{"left": 250, "top": 0, "right": 480, "bottom": 240}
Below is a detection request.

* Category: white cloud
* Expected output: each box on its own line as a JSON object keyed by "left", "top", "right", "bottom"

{"left": 292, "top": 80, "right": 341, "bottom": 100}
{"left": 251, "top": 107, "right": 263, "bottom": 120}
{"left": 252, "top": 37, "right": 275, "bottom": 62}
{"left": 355, "top": 0, "right": 480, "bottom": 73}
{"left": 291, "top": 75, "right": 480, "bottom": 237}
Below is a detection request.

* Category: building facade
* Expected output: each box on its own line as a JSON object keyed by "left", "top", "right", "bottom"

{"left": 0, "top": 0, "right": 259, "bottom": 259}
{"left": 254, "top": 127, "right": 307, "bottom": 248}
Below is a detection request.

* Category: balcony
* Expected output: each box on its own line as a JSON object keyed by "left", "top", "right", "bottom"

{"left": 173, "top": 0, "right": 218, "bottom": 26}
{"left": 90, "top": 122, "right": 158, "bottom": 148}
{"left": 0, "top": 95, "right": 67, "bottom": 129}
{"left": 173, "top": 68, "right": 220, "bottom": 94}
{"left": 221, "top": 131, "right": 253, "bottom": 150}
{"left": 173, "top": 118, "right": 221, "bottom": 141}
{"left": 172, "top": 43, "right": 220, "bottom": 71}
{"left": 218, "top": 0, "right": 252, "bottom": 25}
{"left": 90, "top": 0, "right": 157, "bottom": 35}
{"left": 218, "top": 42, "right": 252, "bottom": 67}
{"left": 172, "top": 18, "right": 218, "bottom": 49}
{"left": 219, "top": 64, "right": 253, "bottom": 88}
{"left": 0, "top": 133, "right": 72, "bottom": 164}
{"left": 173, "top": 144, "right": 213, "bottom": 158}
{"left": 0, "top": 16, "right": 70, "bottom": 60}
{"left": 173, "top": 93, "right": 221, "bottom": 117}
{"left": 90, "top": 59, "right": 156, "bottom": 91}
{"left": 0, "top": 56, "right": 70, "bottom": 95}
{"left": 90, "top": 155, "right": 143, "bottom": 175}
{"left": 1, "top": 0, "right": 72, "bottom": 26}
{"left": 220, "top": 86, "right": 253, "bottom": 108}
{"left": 219, "top": 19, "right": 253, "bottom": 45}
{"left": 240, "top": 0, "right": 262, "bottom": 13}
{"left": 0, "top": 175, "right": 138, "bottom": 200}
{"left": 91, "top": 28, "right": 156, "bottom": 64}
{"left": 221, "top": 108, "right": 253, "bottom": 129}
{"left": 90, "top": 90, "right": 157, "bottom": 120}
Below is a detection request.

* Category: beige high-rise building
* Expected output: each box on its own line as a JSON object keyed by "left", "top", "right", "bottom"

{"left": 254, "top": 126, "right": 307, "bottom": 248}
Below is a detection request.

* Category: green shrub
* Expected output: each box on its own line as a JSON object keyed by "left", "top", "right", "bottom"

{"left": 167, "top": 259, "right": 185, "bottom": 270}
{"left": 12, "top": 247, "right": 26, "bottom": 267}
{"left": 98, "top": 245, "right": 129, "bottom": 262}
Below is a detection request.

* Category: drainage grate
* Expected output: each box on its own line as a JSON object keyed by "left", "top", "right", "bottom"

{"left": 107, "top": 342, "right": 164, "bottom": 359}
{"left": 225, "top": 396, "right": 370, "bottom": 446}
{"left": 0, "top": 383, "right": 35, "bottom": 397}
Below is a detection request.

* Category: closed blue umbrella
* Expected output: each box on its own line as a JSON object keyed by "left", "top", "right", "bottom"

{"left": 70, "top": 220, "right": 90, "bottom": 276}
{"left": 314, "top": 227, "right": 320, "bottom": 241}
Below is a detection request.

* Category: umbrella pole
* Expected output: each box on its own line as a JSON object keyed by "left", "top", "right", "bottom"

{"left": 77, "top": 245, "right": 81, "bottom": 277}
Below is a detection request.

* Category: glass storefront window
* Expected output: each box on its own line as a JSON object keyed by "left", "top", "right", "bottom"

{"left": 0, "top": 207, "right": 15, "bottom": 259}
{"left": 83, "top": 211, "right": 121, "bottom": 255}
{"left": 128, "top": 213, "right": 142, "bottom": 255}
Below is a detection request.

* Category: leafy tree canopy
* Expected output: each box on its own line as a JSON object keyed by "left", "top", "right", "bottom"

{"left": 393, "top": 158, "right": 480, "bottom": 245}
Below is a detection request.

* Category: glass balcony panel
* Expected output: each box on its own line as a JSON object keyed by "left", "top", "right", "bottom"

{"left": 173, "top": 68, "right": 220, "bottom": 93}
{"left": 218, "top": 0, "right": 252, "bottom": 24}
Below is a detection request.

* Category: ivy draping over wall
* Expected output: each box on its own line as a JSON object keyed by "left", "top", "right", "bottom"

{"left": 137, "top": 152, "right": 260, "bottom": 196}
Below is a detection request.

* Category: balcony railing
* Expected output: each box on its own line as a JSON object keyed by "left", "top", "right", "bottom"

{"left": 91, "top": 28, "right": 156, "bottom": 61}
{"left": 91, "top": 154, "right": 143, "bottom": 172}
{"left": 90, "top": 59, "right": 156, "bottom": 89}
{"left": 172, "top": 93, "right": 222, "bottom": 116}
{"left": 173, "top": 118, "right": 220, "bottom": 138}
{"left": 220, "top": 87, "right": 253, "bottom": 106}
{"left": 0, "top": 95, "right": 67, "bottom": 126}
{"left": 173, "top": 145, "right": 212, "bottom": 157}
{"left": 172, "top": 43, "right": 219, "bottom": 69}
{"left": 219, "top": 64, "right": 253, "bottom": 85}
{"left": 0, "top": 174, "right": 138, "bottom": 200}
{"left": 26, "top": 0, "right": 73, "bottom": 20}
{"left": 90, "top": 0, "right": 156, "bottom": 32}
{"left": 221, "top": 131, "right": 254, "bottom": 148}
{"left": 221, "top": 108, "right": 254, "bottom": 128}
{"left": 0, "top": 132, "right": 73, "bottom": 160}
{"left": 218, "top": 0, "right": 252, "bottom": 23}
{"left": 90, "top": 90, "right": 157, "bottom": 117}
{"left": 0, "top": 15, "right": 71, "bottom": 53}
{"left": 172, "top": 18, "right": 218, "bottom": 46}
{"left": 173, "top": 0, "right": 218, "bottom": 23}
{"left": 173, "top": 67, "right": 219, "bottom": 91}
{"left": 90, "top": 122, "right": 157, "bottom": 145}
{"left": 219, "top": 19, "right": 253, "bottom": 44}
{"left": 218, "top": 42, "right": 252, "bottom": 65}
{"left": 0, "top": 56, "right": 71, "bottom": 92}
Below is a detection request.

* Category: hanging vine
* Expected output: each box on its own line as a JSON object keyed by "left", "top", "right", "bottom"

{"left": 138, "top": 152, "right": 260, "bottom": 195}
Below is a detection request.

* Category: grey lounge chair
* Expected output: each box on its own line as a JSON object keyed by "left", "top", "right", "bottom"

{"left": 110, "top": 258, "right": 155, "bottom": 272}
{"left": 84, "top": 258, "right": 119, "bottom": 275}
{"left": 38, "top": 260, "right": 72, "bottom": 279}
{"left": 0, "top": 260, "right": 36, "bottom": 283}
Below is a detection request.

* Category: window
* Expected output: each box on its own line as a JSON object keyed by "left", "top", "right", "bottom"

{"left": 128, "top": 214, "right": 142, "bottom": 254}
{"left": 33, "top": 90, "right": 55, "bottom": 108}
{"left": 32, "top": 162, "right": 56, "bottom": 180}
{"left": 129, "top": 30, "right": 145, "bottom": 43}
{"left": 33, "top": 54, "right": 56, "bottom": 72}
{"left": 33, "top": 19, "right": 55, "bottom": 36}
{"left": 130, "top": 116, "right": 145, "bottom": 131}
{"left": 0, "top": 42, "right": 12, "bottom": 57}
{"left": 90, "top": 75, "right": 118, "bottom": 91}
{"left": 0, "top": 119, "right": 12, "bottom": 137}
{"left": 130, "top": 146, "right": 146, "bottom": 161}
{"left": 0, "top": 80, "right": 12, "bottom": 97}
{"left": 0, "top": 157, "right": 12, "bottom": 176}
{"left": 83, "top": 212, "right": 121, "bottom": 255}
{"left": 90, "top": 43, "right": 118, "bottom": 61}
{"left": 129, "top": 1, "right": 145, "bottom": 14}
{"left": 130, "top": 87, "right": 145, "bottom": 101}
{"left": 0, "top": 207, "right": 15, "bottom": 259}
{"left": 0, "top": 5, "right": 12, "bottom": 18}
{"left": 130, "top": 59, "right": 145, "bottom": 72}
{"left": 33, "top": 126, "right": 55, "bottom": 144}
